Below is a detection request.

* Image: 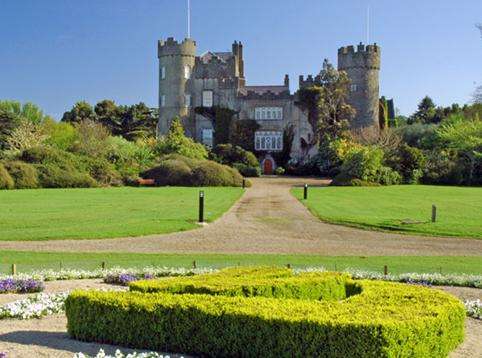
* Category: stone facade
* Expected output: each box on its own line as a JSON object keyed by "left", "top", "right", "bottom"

{"left": 158, "top": 38, "right": 381, "bottom": 171}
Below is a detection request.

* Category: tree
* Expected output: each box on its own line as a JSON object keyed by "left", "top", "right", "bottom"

{"left": 156, "top": 117, "right": 208, "bottom": 160}
{"left": 0, "top": 100, "right": 47, "bottom": 124}
{"left": 6, "top": 120, "right": 49, "bottom": 154}
{"left": 0, "top": 110, "right": 19, "bottom": 150}
{"left": 473, "top": 85, "right": 482, "bottom": 104}
{"left": 95, "top": 101, "right": 157, "bottom": 141}
{"left": 61, "top": 101, "right": 96, "bottom": 123}
{"left": 296, "top": 59, "right": 355, "bottom": 147}
{"left": 409, "top": 96, "right": 437, "bottom": 124}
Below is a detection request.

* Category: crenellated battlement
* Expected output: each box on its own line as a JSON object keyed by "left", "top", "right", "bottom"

{"left": 158, "top": 37, "right": 196, "bottom": 58}
{"left": 338, "top": 42, "right": 380, "bottom": 70}
{"left": 298, "top": 74, "right": 322, "bottom": 88}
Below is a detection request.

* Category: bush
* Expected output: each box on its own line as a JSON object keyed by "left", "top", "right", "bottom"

{"left": 0, "top": 163, "right": 14, "bottom": 189}
{"left": 386, "top": 144, "right": 426, "bottom": 184}
{"left": 66, "top": 268, "right": 465, "bottom": 357}
{"left": 274, "top": 166, "right": 285, "bottom": 175}
{"left": 333, "top": 146, "right": 401, "bottom": 186}
{"left": 84, "top": 158, "right": 122, "bottom": 186}
{"left": 36, "top": 164, "right": 97, "bottom": 188}
{"left": 141, "top": 159, "right": 193, "bottom": 186}
{"left": 191, "top": 161, "right": 243, "bottom": 187}
{"left": 233, "top": 163, "right": 261, "bottom": 177}
{"left": 3, "top": 161, "right": 38, "bottom": 189}
{"left": 211, "top": 144, "right": 259, "bottom": 167}
{"left": 142, "top": 156, "right": 244, "bottom": 187}
{"left": 155, "top": 118, "right": 208, "bottom": 160}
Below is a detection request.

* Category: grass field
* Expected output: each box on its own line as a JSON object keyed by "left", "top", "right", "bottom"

{"left": 0, "top": 187, "right": 243, "bottom": 241}
{"left": 0, "top": 251, "right": 481, "bottom": 275}
{"left": 292, "top": 185, "right": 482, "bottom": 238}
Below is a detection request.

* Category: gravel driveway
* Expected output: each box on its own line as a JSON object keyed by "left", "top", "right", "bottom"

{"left": 0, "top": 177, "right": 481, "bottom": 256}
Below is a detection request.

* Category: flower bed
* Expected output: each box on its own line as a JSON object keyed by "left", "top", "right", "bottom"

{"left": 0, "top": 292, "right": 67, "bottom": 319}
{"left": 0, "top": 278, "right": 44, "bottom": 294}
{"left": 74, "top": 349, "right": 170, "bottom": 358}
{"left": 66, "top": 268, "right": 465, "bottom": 357}
{"left": 465, "top": 299, "right": 481, "bottom": 319}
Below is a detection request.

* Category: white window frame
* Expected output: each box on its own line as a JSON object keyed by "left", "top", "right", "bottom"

{"left": 202, "top": 90, "right": 213, "bottom": 107}
{"left": 350, "top": 84, "right": 358, "bottom": 92}
{"left": 255, "top": 107, "right": 283, "bottom": 120}
{"left": 185, "top": 94, "right": 191, "bottom": 107}
{"left": 201, "top": 128, "right": 213, "bottom": 147}
{"left": 254, "top": 131, "right": 283, "bottom": 151}
{"left": 160, "top": 95, "right": 166, "bottom": 107}
{"left": 161, "top": 66, "right": 166, "bottom": 80}
{"left": 184, "top": 65, "right": 191, "bottom": 79}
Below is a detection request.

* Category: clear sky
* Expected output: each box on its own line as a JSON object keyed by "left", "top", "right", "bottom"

{"left": 1, "top": 0, "right": 481, "bottom": 119}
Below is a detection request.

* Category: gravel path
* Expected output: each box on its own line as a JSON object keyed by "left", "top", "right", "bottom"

{"left": 0, "top": 177, "right": 481, "bottom": 255}
{"left": 0, "top": 280, "right": 480, "bottom": 357}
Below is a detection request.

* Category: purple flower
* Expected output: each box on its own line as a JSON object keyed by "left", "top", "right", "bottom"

{"left": 0, "top": 351, "right": 7, "bottom": 358}
{"left": 143, "top": 273, "right": 154, "bottom": 280}
{"left": 0, "top": 278, "right": 44, "bottom": 294}
{"left": 118, "top": 273, "right": 137, "bottom": 285}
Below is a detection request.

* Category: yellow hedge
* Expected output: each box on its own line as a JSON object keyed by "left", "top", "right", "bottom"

{"left": 66, "top": 268, "right": 465, "bottom": 357}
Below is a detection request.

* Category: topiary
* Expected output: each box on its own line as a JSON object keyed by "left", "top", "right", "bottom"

{"left": 212, "top": 144, "right": 259, "bottom": 167}
{"left": 191, "top": 161, "right": 241, "bottom": 186}
{"left": 0, "top": 163, "right": 14, "bottom": 189}
{"left": 3, "top": 161, "right": 38, "bottom": 189}
{"left": 274, "top": 167, "right": 285, "bottom": 175}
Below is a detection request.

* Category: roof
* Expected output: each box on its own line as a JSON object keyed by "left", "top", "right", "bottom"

{"left": 199, "top": 51, "right": 233, "bottom": 64}
{"left": 244, "top": 85, "right": 289, "bottom": 95}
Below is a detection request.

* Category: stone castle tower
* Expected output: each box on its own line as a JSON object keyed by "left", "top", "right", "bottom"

{"left": 158, "top": 37, "right": 196, "bottom": 134}
{"left": 338, "top": 43, "right": 381, "bottom": 130}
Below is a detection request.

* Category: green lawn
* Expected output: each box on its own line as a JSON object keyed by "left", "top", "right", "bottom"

{"left": 292, "top": 185, "right": 482, "bottom": 238}
{"left": 0, "top": 187, "right": 243, "bottom": 241}
{"left": 0, "top": 251, "right": 481, "bottom": 275}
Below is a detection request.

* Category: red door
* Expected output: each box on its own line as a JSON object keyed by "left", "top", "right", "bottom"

{"left": 263, "top": 159, "right": 273, "bottom": 175}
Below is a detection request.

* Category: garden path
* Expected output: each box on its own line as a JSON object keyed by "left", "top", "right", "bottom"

{"left": 0, "top": 177, "right": 481, "bottom": 255}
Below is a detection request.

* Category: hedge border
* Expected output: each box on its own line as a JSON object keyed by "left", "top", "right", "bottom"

{"left": 66, "top": 269, "right": 465, "bottom": 357}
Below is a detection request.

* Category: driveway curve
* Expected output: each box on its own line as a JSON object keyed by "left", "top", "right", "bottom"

{"left": 1, "top": 177, "right": 481, "bottom": 255}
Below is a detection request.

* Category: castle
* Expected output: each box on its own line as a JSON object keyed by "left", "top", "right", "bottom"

{"left": 158, "top": 37, "right": 381, "bottom": 174}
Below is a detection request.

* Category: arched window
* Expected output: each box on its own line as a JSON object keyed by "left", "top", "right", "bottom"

{"left": 184, "top": 65, "right": 191, "bottom": 79}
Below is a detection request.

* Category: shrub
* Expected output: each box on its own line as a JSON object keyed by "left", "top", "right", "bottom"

{"left": 233, "top": 163, "right": 261, "bottom": 177}
{"left": 155, "top": 118, "right": 208, "bottom": 160}
{"left": 191, "top": 161, "right": 243, "bottom": 186}
{"left": 142, "top": 156, "right": 243, "bottom": 187}
{"left": 3, "top": 161, "right": 38, "bottom": 189}
{"left": 0, "top": 164, "right": 14, "bottom": 190}
{"left": 141, "top": 159, "right": 192, "bottom": 186}
{"left": 84, "top": 158, "right": 122, "bottom": 186}
{"left": 20, "top": 146, "right": 87, "bottom": 172}
{"left": 274, "top": 166, "right": 285, "bottom": 175}
{"left": 333, "top": 146, "right": 401, "bottom": 186}
{"left": 66, "top": 268, "right": 465, "bottom": 357}
{"left": 211, "top": 144, "right": 259, "bottom": 167}
{"left": 36, "top": 164, "right": 97, "bottom": 188}
{"left": 386, "top": 144, "right": 426, "bottom": 184}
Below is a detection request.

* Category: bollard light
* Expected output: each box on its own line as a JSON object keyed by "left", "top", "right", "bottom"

{"left": 199, "top": 190, "right": 205, "bottom": 223}
{"left": 303, "top": 184, "right": 308, "bottom": 200}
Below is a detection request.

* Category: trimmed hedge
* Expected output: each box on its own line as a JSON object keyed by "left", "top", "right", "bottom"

{"left": 66, "top": 268, "right": 465, "bottom": 357}
{"left": 3, "top": 161, "right": 38, "bottom": 189}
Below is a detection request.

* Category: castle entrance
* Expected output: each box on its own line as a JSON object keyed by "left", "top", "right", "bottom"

{"left": 263, "top": 158, "right": 273, "bottom": 175}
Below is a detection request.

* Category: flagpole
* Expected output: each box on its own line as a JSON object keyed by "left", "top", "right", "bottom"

{"left": 187, "top": 0, "right": 191, "bottom": 38}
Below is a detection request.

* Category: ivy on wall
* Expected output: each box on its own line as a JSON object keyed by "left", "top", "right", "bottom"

{"left": 229, "top": 119, "right": 260, "bottom": 153}
{"left": 194, "top": 106, "right": 237, "bottom": 146}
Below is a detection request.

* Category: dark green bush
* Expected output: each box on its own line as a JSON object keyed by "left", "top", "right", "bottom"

{"left": 212, "top": 144, "right": 259, "bottom": 167}
{"left": 386, "top": 144, "right": 426, "bottom": 184}
{"left": 66, "top": 268, "right": 465, "bottom": 357}
{"left": 84, "top": 158, "right": 122, "bottom": 186}
{"left": 0, "top": 163, "right": 14, "bottom": 189}
{"left": 191, "top": 160, "right": 243, "bottom": 187}
{"left": 142, "top": 155, "right": 244, "bottom": 187}
{"left": 3, "top": 161, "right": 38, "bottom": 189}
{"left": 36, "top": 164, "right": 97, "bottom": 188}
{"left": 141, "top": 159, "right": 193, "bottom": 186}
{"left": 233, "top": 163, "right": 261, "bottom": 177}
{"left": 21, "top": 146, "right": 87, "bottom": 172}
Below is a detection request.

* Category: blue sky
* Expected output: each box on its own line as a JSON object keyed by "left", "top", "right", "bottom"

{"left": 0, "top": 0, "right": 481, "bottom": 119}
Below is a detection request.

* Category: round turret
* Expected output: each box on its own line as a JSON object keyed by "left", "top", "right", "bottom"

{"left": 158, "top": 37, "right": 196, "bottom": 135}
{"left": 338, "top": 43, "right": 381, "bottom": 131}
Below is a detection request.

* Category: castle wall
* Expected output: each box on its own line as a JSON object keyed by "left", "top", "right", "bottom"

{"left": 338, "top": 43, "right": 381, "bottom": 131}
{"left": 158, "top": 38, "right": 196, "bottom": 134}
